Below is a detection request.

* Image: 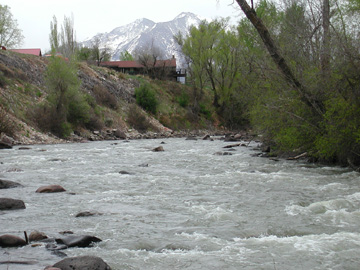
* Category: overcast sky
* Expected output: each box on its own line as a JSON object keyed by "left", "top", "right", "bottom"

{"left": 2, "top": 0, "right": 241, "bottom": 53}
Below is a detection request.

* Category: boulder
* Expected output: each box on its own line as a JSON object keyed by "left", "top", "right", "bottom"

{"left": 55, "top": 235, "right": 102, "bottom": 248}
{"left": 0, "top": 197, "right": 25, "bottom": 210}
{"left": 0, "top": 179, "right": 23, "bottom": 189}
{"left": 202, "top": 134, "right": 213, "bottom": 140}
{"left": 29, "top": 231, "right": 48, "bottom": 242}
{"left": 113, "top": 129, "right": 127, "bottom": 139}
{"left": 152, "top": 146, "right": 164, "bottom": 152}
{"left": 0, "top": 141, "right": 12, "bottom": 149}
{"left": 36, "top": 185, "right": 66, "bottom": 193}
{"left": 0, "top": 234, "right": 26, "bottom": 247}
{"left": 53, "top": 256, "right": 111, "bottom": 270}
{"left": 0, "top": 135, "right": 14, "bottom": 148}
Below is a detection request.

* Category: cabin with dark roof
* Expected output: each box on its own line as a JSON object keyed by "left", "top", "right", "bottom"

{"left": 9, "top": 48, "right": 42, "bottom": 56}
{"left": 101, "top": 56, "right": 186, "bottom": 82}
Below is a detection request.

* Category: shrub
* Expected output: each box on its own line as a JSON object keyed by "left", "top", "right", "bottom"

{"left": 92, "top": 84, "right": 118, "bottom": 110}
{"left": 127, "top": 104, "right": 151, "bottom": 133}
{"left": 0, "top": 105, "right": 16, "bottom": 136}
{"left": 135, "top": 83, "right": 158, "bottom": 114}
{"left": 177, "top": 91, "right": 189, "bottom": 108}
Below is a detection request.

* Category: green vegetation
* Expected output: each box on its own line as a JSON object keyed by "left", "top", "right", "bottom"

{"left": 0, "top": 4, "right": 23, "bottom": 48}
{"left": 135, "top": 83, "right": 158, "bottom": 114}
{"left": 2, "top": 0, "right": 360, "bottom": 169}
{"left": 41, "top": 56, "right": 91, "bottom": 137}
{"left": 174, "top": 0, "right": 360, "bottom": 166}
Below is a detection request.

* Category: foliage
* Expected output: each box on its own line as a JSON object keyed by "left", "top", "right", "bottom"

{"left": 315, "top": 97, "right": 360, "bottom": 164}
{"left": 77, "top": 46, "right": 92, "bottom": 61}
{"left": 177, "top": 91, "right": 189, "bottom": 108}
{"left": 49, "top": 15, "right": 77, "bottom": 58}
{"left": 127, "top": 104, "right": 151, "bottom": 133}
{"left": 91, "top": 37, "right": 111, "bottom": 66}
{"left": 44, "top": 55, "right": 91, "bottom": 137}
{"left": 135, "top": 83, "right": 158, "bottom": 114}
{"left": 232, "top": 0, "right": 360, "bottom": 166}
{"left": 180, "top": 18, "right": 255, "bottom": 128}
{"left": 0, "top": 5, "right": 23, "bottom": 48}
{"left": 92, "top": 84, "right": 118, "bottom": 110}
{"left": 0, "top": 105, "right": 15, "bottom": 136}
{"left": 119, "top": 50, "right": 134, "bottom": 61}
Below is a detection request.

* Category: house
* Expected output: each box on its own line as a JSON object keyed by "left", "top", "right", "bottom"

{"left": 9, "top": 48, "right": 42, "bottom": 57}
{"left": 101, "top": 56, "right": 185, "bottom": 82}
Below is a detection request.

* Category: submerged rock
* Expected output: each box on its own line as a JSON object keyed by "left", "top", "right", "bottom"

{"left": 55, "top": 235, "right": 102, "bottom": 248}
{"left": 152, "top": 146, "right": 164, "bottom": 152}
{"left": 0, "top": 197, "right": 25, "bottom": 210}
{"left": 36, "top": 185, "right": 66, "bottom": 193}
{"left": 52, "top": 256, "right": 111, "bottom": 270}
{"left": 75, "top": 211, "right": 102, "bottom": 217}
{"left": 214, "top": 151, "right": 233, "bottom": 156}
{"left": 0, "top": 179, "right": 23, "bottom": 189}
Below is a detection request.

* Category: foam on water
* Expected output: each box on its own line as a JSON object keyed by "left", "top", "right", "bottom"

{"left": 1, "top": 138, "right": 360, "bottom": 269}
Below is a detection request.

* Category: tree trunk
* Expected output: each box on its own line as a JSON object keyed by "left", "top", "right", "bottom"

{"left": 321, "top": 0, "right": 331, "bottom": 75}
{"left": 235, "top": 0, "right": 324, "bottom": 116}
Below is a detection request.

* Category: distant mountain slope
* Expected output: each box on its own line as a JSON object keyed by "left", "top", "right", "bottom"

{"left": 81, "top": 12, "right": 201, "bottom": 67}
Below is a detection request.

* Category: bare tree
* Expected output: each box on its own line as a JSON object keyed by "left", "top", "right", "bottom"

{"left": 0, "top": 5, "right": 23, "bottom": 48}
{"left": 135, "top": 40, "right": 167, "bottom": 79}
{"left": 91, "top": 36, "right": 111, "bottom": 66}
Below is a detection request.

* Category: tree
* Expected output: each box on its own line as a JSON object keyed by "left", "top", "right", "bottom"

{"left": 119, "top": 50, "right": 134, "bottom": 61}
{"left": 92, "top": 36, "right": 111, "bottom": 66}
{"left": 49, "top": 15, "right": 59, "bottom": 52}
{"left": 235, "top": 0, "right": 324, "bottom": 117}
{"left": 0, "top": 5, "right": 23, "bottom": 48}
{"left": 44, "top": 56, "right": 90, "bottom": 137}
{"left": 49, "top": 15, "right": 77, "bottom": 58}
{"left": 135, "top": 39, "right": 167, "bottom": 79}
{"left": 60, "top": 15, "right": 77, "bottom": 58}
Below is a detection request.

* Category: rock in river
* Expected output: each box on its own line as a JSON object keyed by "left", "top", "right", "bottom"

{"left": 0, "top": 234, "right": 27, "bottom": 247}
{"left": 0, "top": 179, "right": 23, "bottom": 189}
{"left": 52, "top": 256, "right": 111, "bottom": 270}
{"left": 55, "top": 235, "right": 102, "bottom": 248}
{"left": 36, "top": 185, "right": 66, "bottom": 193}
{"left": 0, "top": 197, "right": 25, "bottom": 210}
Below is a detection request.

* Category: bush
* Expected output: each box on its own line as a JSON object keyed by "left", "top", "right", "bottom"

{"left": 0, "top": 105, "right": 16, "bottom": 136}
{"left": 92, "top": 84, "right": 118, "bottom": 110}
{"left": 127, "top": 104, "right": 151, "bottom": 133}
{"left": 177, "top": 91, "right": 189, "bottom": 108}
{"left": 135, "top": 83, "right": 158, "bottom": 114}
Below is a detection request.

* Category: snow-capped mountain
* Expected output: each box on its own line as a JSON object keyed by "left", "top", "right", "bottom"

{"left": 81, "top": 12, "right": 201, "bottom": 67}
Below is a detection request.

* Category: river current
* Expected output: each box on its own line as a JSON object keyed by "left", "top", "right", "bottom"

{"left": 1, "top": 138, "right": 360, "bottom": 269}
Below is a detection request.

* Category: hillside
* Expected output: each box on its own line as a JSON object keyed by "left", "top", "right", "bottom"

{"left": 0, "top": 50, "right": 220, "bottom": 146}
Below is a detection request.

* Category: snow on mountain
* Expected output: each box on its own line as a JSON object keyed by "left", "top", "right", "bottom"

{"left": 81, "top": 12, "right": 201, "bottom": 67}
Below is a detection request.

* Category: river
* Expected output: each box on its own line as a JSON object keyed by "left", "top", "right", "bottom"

{"left": 1, "top": 138, "right": 360, "bottom": 269}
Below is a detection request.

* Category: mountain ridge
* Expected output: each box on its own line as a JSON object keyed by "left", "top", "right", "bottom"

{"left": 81, "top": 12, "right": 202, "bottom": 67}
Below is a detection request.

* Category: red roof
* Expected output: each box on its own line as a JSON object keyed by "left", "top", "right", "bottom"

{"left": 101, "top": 57, "right": 176, "bottom": 68}
{"left": 10, "top": 48, "right": 42, "bottom": 56}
